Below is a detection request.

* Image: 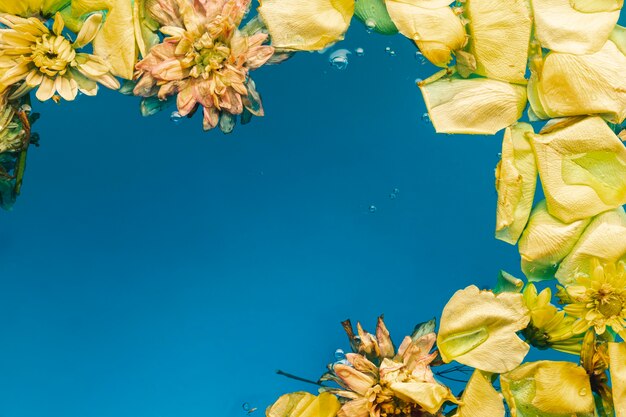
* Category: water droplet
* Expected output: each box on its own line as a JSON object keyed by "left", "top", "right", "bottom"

{"left": 415, "top": 78, "right": 423, "bottom": 85}
{"left": 393, "top": 188, "right": 400, "bottom": 194}
{"left": 334, "top": 349, "right": 346, "bottom": 361}
{"left": 421, "top": 113, "right": 431, "bottom": 123}
{"left": 365, "top": 18, "right": 376, "bottom": 33}
{"left": 170, "top": 111, "right": 183, "bottom": 123}
{"left": 415, "top": 51, "right": 427, "bottom": 65}
{"left": 579, "top": 388, "right": 588, "bottom": 396}
{"left": 369, "top": 205, "right": 377, "bottom": 213}
{"left": 389, "top": 193, "right": 397, "bottom": 200}
{"left": 329, "top": 49, "right": 351, "bottom": 70}
{"left": 242, "top": 403, "right": 250, "bottom": 411}
{"left": 19, "top": 104, "right": 32, "bottom": 113}
{"left": 355, "top": 47, "right": 365, "bottom": 56}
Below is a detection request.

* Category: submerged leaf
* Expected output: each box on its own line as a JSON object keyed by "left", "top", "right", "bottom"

{"left": 464, "top": 0, "right": 531, "bottom": 84}
{"left": 501, "top": 361, "right": 595, "bottom": 416}
{"left": 528, "top": 41, "right": 626, "bottom": 124}
{"left": 385, "top": 1, "right": 466, "bottom": 67}
{"left": 555, "top": 207, "right": 626, "bottom": 285}
{"left": 437, "top": 285, "right": 530, "bottom": 373}
{"left": 258, "top": 0, "right": 354, "bottom": 51}
{"left": 419, "top": 76, "right": 527, "bottom": 135}
{"left": 531, "top": 0, "right": 620, "bottom": 54}
{"left": 518, "top": 200, "right": 592, "bottom": 282}
{"left": 495, "top": 123, "right": 536, "bottom": 244}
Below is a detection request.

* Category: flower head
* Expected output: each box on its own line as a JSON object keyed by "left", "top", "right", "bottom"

{"left": 562, "top": 259, "right": 626, "bottom": 337}
{"left": 0, "top": 12, "right": 120, "bottom": 102}
{"left": 133, "top": 0, "right": 274, "bottom": 132}
{"left": 326, "top": 317, "right": 456, "bottom": 417}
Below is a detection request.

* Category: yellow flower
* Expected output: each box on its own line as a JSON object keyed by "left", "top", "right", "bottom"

{"left": 563, "top": 259, "right": 626, "bottom": 337}
{"left": 522, "top": 284, "right": 583, "bottom": 354}
{"left": 133, "top": 0, "right": 274, "bottom": 132}
{"left": 0, "top": 12, "right": 120, "bottom": 102}
{"left": 328, "top": 317, "right": 456, "bottom": 417}
{"left": 266, "top": 392, "right": 341, "bottom": 417}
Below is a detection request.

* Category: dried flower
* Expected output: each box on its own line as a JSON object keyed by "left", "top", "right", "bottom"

{"left": 0, "top": 12, "right": 120, "bottom": 101}
{"left": 133, "top": 0, "right": 274, "bottom": 132}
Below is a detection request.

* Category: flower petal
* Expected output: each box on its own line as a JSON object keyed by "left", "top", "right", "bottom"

{"left": 495, "top": 123, "right": 537, "bottom": 244}
{"left": 419, "top": 75, "right": 527, "bottom": 135}
{"left": 267, "top": 392, "right": 341, "bottom": 417}
{"left": 556, "top": 207, "right": 626, "bottom": 285}
{"left": 437, "top": 285, "right": 530, "bottom": 373}
{"left": 463, "top": 0, "right": 531, "bottom": 83}
{"left": 35, "top": 76, "right": 56, "bottom": 101}
{"left": 455, "top": 370, "right": 504, "bottom": 417}
{"left": 531, "top": 0, "right": 620, "bottom": 54}
{"left": 258, "top": 0, "right": 354, "bottom": 51}
{"left": 529, "top": 116, "right": 626, "bottom": 223}
{"left": 501, "top": 361, "right": 594, "bottom": 416}
{"left": 609, "top": 342, "right": 626, "bottom": 417}
{"left": 518, "top": 200, "right": 592, "bottom": 282}
{"left": 389, "top": 381, "right": 457, "bottom": 414}
{"left": 73, "top": 12, "right": 103, "bottom": 49}
{"left": 385, "top": 2, "right": 466, "bottom": 67}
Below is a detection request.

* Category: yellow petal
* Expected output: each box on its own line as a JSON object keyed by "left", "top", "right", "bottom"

{"left": 73, "top": 12, "right": 103, "bottom": 49}
{"left": 570, "top": 0, "right": 623, "bottom": 13}
{"left": 133, "top": 0, "right": 160, "bottom": 58}
{"left": 52, "top": 11, "right": 64, "bottom": 35}
{"left": 437, "top": 285, "right": 530, "bottom": 373}
{"left": 267, "top": 392, "right": 341, "bottom": 417}
{"left": 518, "top": 201, "right": 592, "bottom": 281}
{"left": 531, "top": 0, "right": 620, "bottom": 54}
{"left": 556, "top": 207, "right": 626, "bottom": 285}
{"left": 501, "top": 361, "right": 594, "bottom": 416}
{"left": 495, "top": 123, "right": 536, "bottom": 244}
{"left": 384, "top": 2, "right": 466, "bottom": 67}
{"left": 35, "top": 75, "right": 55, "bottom": 101}
{"left": 419, "top": 75, "right": 527, "bottom": 135}
{"left": 258, "top": 0, "right": 354, "bottom": 51}
{"left": 463, "top": 0, "right": 531, "bottom": 83}
{"left": 71, "top": 0, "right": 137, "bottom": 79}
{"left": 528, "top": 40, "right": 626, "bottom": 124}
{"left": 389, "top": 381, "right": 456, "bottom": 414}
{"left": 611, "top": 25, "right": 626, "bottom": 55}
{"left": 609, "top": 342, "right": 626, "bottom": 417}
{"left": 0, "top": 0, "right": 68, "bottom": 15}
{"left": 455, "top": 370, "right": 504, "bottom": 417}
{"left": 529, "top": 116, "right": 626, "bottom": 223}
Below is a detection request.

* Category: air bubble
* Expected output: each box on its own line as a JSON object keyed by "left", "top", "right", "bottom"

{"left": 421, "top": 113, "right": 431, "bottom": 123}
{"left": 369, "top": 205, "right": 377, "bottom": 213}
{"left": 415, "top": 51, "right": 427, "bottom": 65}
{"left": 329, "top": 49, "right": 351, "bottom": 70}
{"left": 334, "top": 349, "right": 346, "bottom": 361}
{"left": 355, "top": 47, "right": 365, "bottom": 56}
{"left": 170, "top": 111, "right": 183, "bottom": 123}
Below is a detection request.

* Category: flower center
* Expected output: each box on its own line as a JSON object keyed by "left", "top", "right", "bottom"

{"left": 596, "top": 293, "right": 624, "bottom": 318}
{"left": 31, "top": 34, "right": 76, "bottom": 77}
{"left": 188, "top": 33, "right": 230, "bottom": 78}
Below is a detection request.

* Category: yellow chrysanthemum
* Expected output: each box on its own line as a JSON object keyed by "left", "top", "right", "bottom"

{"left": 563, "top": 259, "right": 626, "bottom": 337}
{"left": 0, "top": 12, "right": 120, "bottom": 102}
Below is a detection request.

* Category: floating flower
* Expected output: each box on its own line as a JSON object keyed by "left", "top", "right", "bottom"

{"left": 0, "top": 12, "right": 120, "bottom": 102}
{"left": 327, "top": 317, "right": 456, "bottom": 416}
{"left": 133, "top": 0, "right": 274, "bottom": 132}
{"left": 562, "top": 259, "right": 626, "bottom": 337}
{"left": 522, "top": 283, "right": 583, "bottom": 354}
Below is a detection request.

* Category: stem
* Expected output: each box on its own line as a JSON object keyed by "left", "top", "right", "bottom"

{"left": 276, "top": 370, "right": 326, "bottom": 387}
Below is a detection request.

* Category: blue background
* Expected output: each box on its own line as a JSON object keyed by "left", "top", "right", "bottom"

{"left": 1, "top": 10, "right": 623, "bottom": 417}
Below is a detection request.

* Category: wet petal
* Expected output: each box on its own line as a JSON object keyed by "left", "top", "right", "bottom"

{"left": 518, "top": 200, "right": 592, "bottom": 281}
{"left": 501, "top": 361, "right": 594, "bottom": 416}
{"left": 419, "top": 75, "right": 527, "bottom": 135}
{"left": 531, "top": 0, "right": 620, "bottom": 54}
{"left": 556, "top": 207, "right": 626, "bottom": 285}
{"left": 529, "top": 41, "right": 626, "bottom": 124}
{"left": 495, "top": 123, "right": 537, "bottom": 244}
{"left": 389, "top": 381, "right": 457, "bottom": 414}
{"left": 464, "top": 0, "right": 531, "bottom": 83}
{"left": 455, "top": 370, "right": 504, "bottom": 417}
{"left": 437, "top": 285, "right": 530, "bottom": 373}
{"left": 528, "top": 116, "right": 626, "bottom": 223}
{"left": 258, "top": 0, "right": 354, "bottom": 51}
{"left": 385, "top": 2, "right": 466, "bottom": 67}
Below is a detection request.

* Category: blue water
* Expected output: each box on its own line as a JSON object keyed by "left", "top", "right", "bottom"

{"left": 1, "top": 12, "right": 623, "bottom": 417}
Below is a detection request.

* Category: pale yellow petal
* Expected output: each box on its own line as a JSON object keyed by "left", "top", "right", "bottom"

{"left": 266, "top": 392, "right": 341, "bottom": 417}
{"left": 529, "top": 116, "right": 626, "bottom": 223}
{"left": 389, "top": 381, "right": 456, "bottom": 414}
{"left": 419, "top": 75, "right": 527, "bottom": 135}
{"left": 52, "top": 12, "right": 64, "bottom": 36}
{"left": 437, "top": 285, "right": 530, "bottom": 373}
{"left": 556, "top": 207, "right": 626, "bottom": 285}
{"left": 455, "top": 370, "right": 504, "bottom": 417}
{"left": 73, "top": 12, "right": 103, "bottom": 49}
{"left": 518, "top": 200, "right": 592, "bottom": 281}
{"left": 529, "top": 40, "right": 626, "bottom": 124}
{"left": 611, "top": 25, "right": 626, "bottom": 55}
{"left": 55, "top": 75, "right": 77, "bottom": 101}
{"left": 495, "top": 123, "right": 536, "bottom": 244}
{"left": 501, "top": 361, "right": 594, "bottom": 416}
{"left": 570, "top": 0, "right": 623, "bottom": 13}
{"left": 71, "top": 0, "right": 138, "bottom": 79}
{"left": 385, "top": 2, "right": 466, "bottom": 67}
{"left": 464, "top": 0, "right": 531, "bottom": 83}
{"left": 609, "top": 342, "right": 626, "bottom": 417}
{"left": 258, "top": 0, "right": 354, "bottom": 51}
{"left": 35, "top": 76, "right": 56, "bottom": 101}
{"left": 531, "top": 0, "right": 620, "bottom": 54}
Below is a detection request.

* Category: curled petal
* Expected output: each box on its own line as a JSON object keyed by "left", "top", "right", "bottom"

{"left": 389, "top": 381, "right": 457, "bottom": 414}
{"left": 74, "top": 12, "right": 103, "bottom": 49}
{"left": 258, "top": 0, "right": 354, "bottom": 51}
{"left": 419, "top": 75, "right": 527, "bottom": 135}
{"left": 332, "top": 364, "right": 376, "bottom": 396}
{"left": 437, "top": 285, "right": 530, "bottom": 373}
{"left": 376, "top": 316, "right": 395, "bottom": 359}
